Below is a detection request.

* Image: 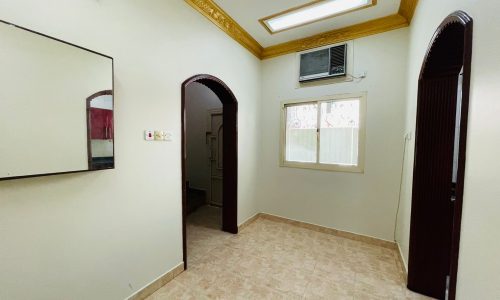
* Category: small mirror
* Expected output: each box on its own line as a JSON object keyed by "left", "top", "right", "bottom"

{"left": 87, "top": 91, "right": 114, "bottom": 170}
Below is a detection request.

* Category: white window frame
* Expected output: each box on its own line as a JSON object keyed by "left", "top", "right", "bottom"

{"left": 279, "top": 92, "right": 366, "bottom": 173}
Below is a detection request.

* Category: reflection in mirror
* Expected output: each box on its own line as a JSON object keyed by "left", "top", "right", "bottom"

{"left": 0, "top": 20, "right": 113, "bottom": 179}
{"left": 87, "top": 91, "right": 114, "bottom": 170}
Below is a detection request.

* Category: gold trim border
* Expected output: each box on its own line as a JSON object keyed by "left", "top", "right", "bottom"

{"left": 184, "top": 0, "right": 263, "bottom": 58}
{"left": 398, "top": 0, "right": 419, "bottom": 23}
{"left": 262, "top": 13, "right": 408, "bottom": 59}
{"left": 185, "top": 0, "right": 419, "bottom": 60}
{"left": 259, "top": 0, "right": 377, "bottom": 35}
{"left": 127, "top": 262, "right": 184, "bottom": 300}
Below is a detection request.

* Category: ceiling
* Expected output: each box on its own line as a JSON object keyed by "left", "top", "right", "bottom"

{"left": 214, "top": 0, "right": 402, "bottom": 47}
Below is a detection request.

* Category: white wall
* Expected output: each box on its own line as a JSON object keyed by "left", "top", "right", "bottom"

{"left": 396, "top": 1, "right": 500, "bottom": 299}
{"left": 0, "top": 1, "right": 261, "bottom": 299}
{"left": 260, "top": 28, "right": 409, "bottom": 241}
{"left": 185, "top": 82, "right": 222, "bottom": 192}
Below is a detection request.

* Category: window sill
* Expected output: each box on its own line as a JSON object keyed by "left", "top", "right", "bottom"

{"left": 280, "top": 161, "right": 364, "bottom": 173}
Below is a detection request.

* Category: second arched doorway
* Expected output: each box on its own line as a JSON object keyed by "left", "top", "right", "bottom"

{"left": 181, "top": 74, "right": 238, "bottom": 269}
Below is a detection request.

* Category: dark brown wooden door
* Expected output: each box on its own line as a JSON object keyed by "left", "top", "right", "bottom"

{"left": 408, "top": 76, "right": 458, "bottom": 298}
{"left": 407, "top": 11, "right": 473, "bottom": 300}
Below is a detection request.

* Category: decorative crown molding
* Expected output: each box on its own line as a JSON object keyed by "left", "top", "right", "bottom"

{"left": 185, "top": 0, "right": 419, "bottom": 60}
{"left": 261, "top": 14, "right": 408, "bottom": 59}
{"left": 399, "top": 0, "right": 419, "bottom": 23}
{"left": 185, "top": 0, "right": 263, "bottom": 58}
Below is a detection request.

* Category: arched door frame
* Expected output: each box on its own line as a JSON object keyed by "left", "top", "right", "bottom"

{"left": 408, "top": 11, "right": 473, "bottom": 300}
{"left": 181, "top": 74, "right": 238, "bottom": 269}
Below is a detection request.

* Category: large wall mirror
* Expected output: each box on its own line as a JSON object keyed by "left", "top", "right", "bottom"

{"left": 0, "top": 20, "right": 114, "bottom": 180}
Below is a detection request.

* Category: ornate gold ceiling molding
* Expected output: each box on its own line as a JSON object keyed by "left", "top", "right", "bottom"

{"left": 184, "top": 0, "right": 263, "bottom": 58}
{"left": 185, "top": 0, "right": 419, "bottom": 60}
{"left": 398, "top": 0, "right": 419, "bottom": 23}
{"left": 261, "top": 14, "right": 408, "bottom": 59}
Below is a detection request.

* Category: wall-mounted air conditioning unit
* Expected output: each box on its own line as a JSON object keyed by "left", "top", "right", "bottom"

{"left": 299, "top": 44, "right": 347, "bottom": 83}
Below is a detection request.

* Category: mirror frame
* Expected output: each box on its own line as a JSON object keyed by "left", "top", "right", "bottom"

{"left": 0, "top": 19, "right": 115, "bottom": 181}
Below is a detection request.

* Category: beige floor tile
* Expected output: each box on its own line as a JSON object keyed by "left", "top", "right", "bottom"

{"left": 402, "top": 289, "right": 436, "bottom": 299}
{"left": 147, "top": 280, "right": 208, "bottom": 300}
{"left": 146, "top": 205, "right": 431, "bottom": 300}
{"left": 304, "top": 268, "right": 355, "bottom": 300}
{"left": 354, "top": 271, "right": 405, "bottom": 299}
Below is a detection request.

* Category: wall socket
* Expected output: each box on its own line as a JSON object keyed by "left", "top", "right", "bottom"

{"left": 144, "top": 130, "right": 172, "bottom": 141}
{"left": 154, "top": 131, "right": 163, "bottom": 141}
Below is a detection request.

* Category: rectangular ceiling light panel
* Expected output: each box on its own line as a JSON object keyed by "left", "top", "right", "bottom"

{"left": 261, "top": 0, "right": 374, "bottom": 34}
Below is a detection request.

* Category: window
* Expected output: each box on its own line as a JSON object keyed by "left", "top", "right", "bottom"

{"left": 280, "top": 93, "right": 366, "bottom": 172}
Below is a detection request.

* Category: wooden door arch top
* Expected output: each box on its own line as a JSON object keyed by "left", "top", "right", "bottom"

{"left": 419, "top": 11, "right": 473, "bottom": 79}
{"left": 182, "top": 74, "right": 238, "bottom": 105}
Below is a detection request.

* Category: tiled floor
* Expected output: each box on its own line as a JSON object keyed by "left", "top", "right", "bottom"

{"left": 147, "top": 206, "right": 431, "bottom": 299}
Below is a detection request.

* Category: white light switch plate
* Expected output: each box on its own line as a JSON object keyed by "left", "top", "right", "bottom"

{"left": 144, "top": 130, "right": 154, "bottom": 141}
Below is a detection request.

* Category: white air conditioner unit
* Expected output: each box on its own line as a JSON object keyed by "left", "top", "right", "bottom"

{"left": 299, "top": 44, "right": 347, "bottom": 82}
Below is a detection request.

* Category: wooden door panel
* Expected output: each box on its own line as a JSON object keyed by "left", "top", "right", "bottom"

{"left": 408, "top": 76, "right": 458, "bottom": 299}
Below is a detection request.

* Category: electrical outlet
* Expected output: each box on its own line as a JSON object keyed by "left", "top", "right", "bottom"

{"left": 145, "top": 130, "right": 171, "bottom": 141}
{"left": 154, "top": 130, "right": 163, "bottom": 141}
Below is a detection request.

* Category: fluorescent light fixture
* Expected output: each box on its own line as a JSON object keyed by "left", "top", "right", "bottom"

{"left": 261, "top": 0, "right": 373, "bottom": 34}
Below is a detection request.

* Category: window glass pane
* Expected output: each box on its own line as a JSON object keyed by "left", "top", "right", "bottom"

{"left": 319, "top": 99, "right": 359, "bottom": 166}
{"left": 285, "top": 103, "right": 317, "bottom": 163}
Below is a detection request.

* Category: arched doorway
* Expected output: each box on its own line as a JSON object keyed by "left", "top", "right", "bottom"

{"left": 408, "top": 11, "right": 473, "bottom": 300}
{"left": 181, "top": 74, "right": 238, "bottom": 269}
{"left": 86, "top": 90, "right": 114, "bottom": 171}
